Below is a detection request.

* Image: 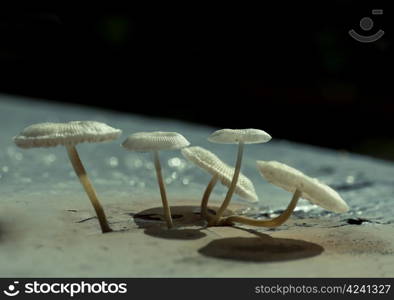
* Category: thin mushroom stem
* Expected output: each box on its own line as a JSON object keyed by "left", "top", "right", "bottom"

{"left": 153, "top": 150, "right": 173, "bottom": 229}
{"left": 200, "top": 175, "right": 219, "bottom": 221}
{"left": 220, "top": 189, "right": 302, "bottom": 227}
{"left": 209, "top": 141, "right": 244, "bottom": 226}
{"left": 66, "top": 145, "right": 112, "bottom": 233}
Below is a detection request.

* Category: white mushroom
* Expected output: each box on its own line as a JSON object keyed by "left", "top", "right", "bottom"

{"left": 223, "top": 160, "right": 349, "bottom": 227}
{"left": 13, "top": 121, "right": 122, "bottom": 233}
{"left": 258, "top": 161, "right": 349, "bottom": 213}
{"left": 207, "top": 128, "right": 271, "bottom": 225}
{"left": 181, "top": 146, "right": 258, "bottom": 221}
{"left": 122, "top": 131, "right": 190, "bottom": 228}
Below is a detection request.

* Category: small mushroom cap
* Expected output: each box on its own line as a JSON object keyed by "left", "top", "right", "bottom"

{"left": 256, "top": 161, "right": 349, "bottom": 213}
{"left": 181, "top": 146, "right": 258, "bottom": 202}
{"left": 208, "top": 128, "right": 271, "bottom": 144}
{"left": 122, "top": 131, "right": 190, "bottom": 152}
{"left": 13, "top": 121, "right": 122, "bottom": 148}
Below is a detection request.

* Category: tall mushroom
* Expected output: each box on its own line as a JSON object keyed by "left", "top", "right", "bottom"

{"left": 13, "top": 121, "right": 122, "bottom": 233}
{"left": 207, "top": 128, "right": 271, "bottom": 225}
{"left": 181, "top": 146, "right": 258, "bottom": 223}
{"left": 222, "top": 160, "right": 349, "bottom": 227}
{"left": 122, "top": 131, "right": 190, "bottom": 229}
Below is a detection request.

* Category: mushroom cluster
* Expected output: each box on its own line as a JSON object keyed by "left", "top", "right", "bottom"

{"left": 12, "top": 123, "right": 349, "bottom": 234}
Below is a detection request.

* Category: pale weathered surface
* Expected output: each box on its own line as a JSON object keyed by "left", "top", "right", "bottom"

{"left": 0, "top": 94, "right": 393, "bottom": 277}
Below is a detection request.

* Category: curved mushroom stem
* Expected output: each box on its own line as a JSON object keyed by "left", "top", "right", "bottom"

{"left": 200, "top": 175, "right": 219, "bottom": 221}
{"left": 220, "top": 189, "right": 302, "bottom": 227}
{"left": 66, "top": 145, "right": 112, "bottom": 233}
{"left": 153, "top": 150, "right": 173, "bottom": 229}
{"left": 209, "top": 141, "right": 244, "bottom": 226}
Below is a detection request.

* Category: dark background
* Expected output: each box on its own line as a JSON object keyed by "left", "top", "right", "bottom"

{"left": 1, "top": 3, "right": 393, "bottom": 160}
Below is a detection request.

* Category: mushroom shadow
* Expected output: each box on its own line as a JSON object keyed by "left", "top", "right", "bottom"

{"left": 198, "top": 233, "right": 324, "bottom": 262}
{"left": 133, "top": 205, "right": 234, "bottom": 228}
{"left": 144, "top": 226, "right": 206, "bottom": 240}
{"left": 133, "top": 205, "right": 233, "bottom": 240}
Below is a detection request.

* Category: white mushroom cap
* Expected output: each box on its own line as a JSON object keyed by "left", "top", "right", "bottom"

{"left": 122, "top": 131, "right": 190, "bottom": 152}
{"left": 256, "top": 161, "right": 349, "bottom": 213}
{"left": 13, "top": 121, "right": 122, "bottom": 148}
{"left": 181, "top": 146, "right": 258, "bottom": 202}
{"left": 208, "top": 128, "right": 271, "bottom": 144}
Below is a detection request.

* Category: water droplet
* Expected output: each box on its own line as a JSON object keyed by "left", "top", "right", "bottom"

{"left": 168, "top": 157, "right": 181, "bottom": 167}
{"left": 2, "top": 166, "right": 9, "bottom": 172}
{"left": 346, "top": 175, "right": 355, "bottom": 184}
{"left": 168, "top": 157, "right": 186, "bottom": 170}
{"left": 43, "top": 154, "right": 56, "bottom": 165}
{"left": 108, "top": 156, "right": 119, "bottom": 167}
{"left": 171, "top": 171, "right": 177, "bottom": 179}
{"left": 125, "top": 156, "right": 142, "bottom": 169}
{"left": 182, "top": 178, "right": 190, "bottom": 185}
